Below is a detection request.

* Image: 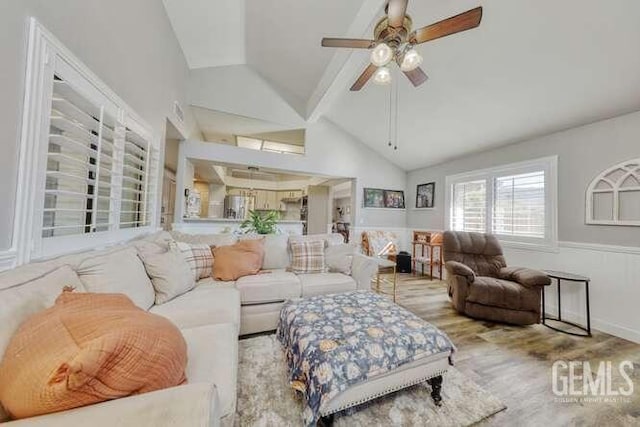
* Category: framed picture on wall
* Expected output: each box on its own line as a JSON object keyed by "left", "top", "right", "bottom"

{"left": 416, "top": 182, "right": 435, "bottom": 209}
{"left": 363, "top": 188, "right": 385, "bottom": 208}
{"left": 383, "top": 190, "right": 405, "bottom": 209}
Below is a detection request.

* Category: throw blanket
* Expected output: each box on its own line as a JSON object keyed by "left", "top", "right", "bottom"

{"left": 277, "top": 291, "right": 456, "bottom": 426}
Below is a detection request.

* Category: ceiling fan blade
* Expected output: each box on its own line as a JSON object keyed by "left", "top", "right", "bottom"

{"left": 387, "top": 0, "right": 409, "bottom": 28}
{"left": 350, "top": 64, "right": 378, "bottom": 91}
{"left": 321, "top": 38, "right": 376, "bottom": 49}
{"left": 409, "top": 6, "right": 483, "bottom": 45}
{"left": 403, "top": 67, "right": 429, "bottom": 87}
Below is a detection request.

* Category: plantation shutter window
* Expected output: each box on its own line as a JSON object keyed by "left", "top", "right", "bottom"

{"left": 446, "top": 157, "right": 557, "bottom": 248}
{"left": 493, "top": 171, "right": 546, "bottom": 238}
{"left": 120, "top": 125, "right": 151, "bottom": 229}
{"left": 43, "top": 62, "right": 119, "bottom": 238}
{"left": 15, "top": 19, "right": 160, "bottom": 262}
{"left": 451, "top": 180, "right": 487, "bottom": 233}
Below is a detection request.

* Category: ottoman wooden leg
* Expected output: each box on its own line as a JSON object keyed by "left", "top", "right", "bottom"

{"left": 318, "top": 413, "right": 334, "bottom": 426}
{"left": 427, "top": 375, "right": 443, "bottom": 406}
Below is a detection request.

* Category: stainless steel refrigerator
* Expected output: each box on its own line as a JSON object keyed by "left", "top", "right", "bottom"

{"left": 223, "top": 195, "right": 254, "bottom": 219}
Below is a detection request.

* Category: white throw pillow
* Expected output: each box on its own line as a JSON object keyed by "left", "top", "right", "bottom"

{"left": 325, "top": 243, "right": 357, "bottom": 275}
{"left": 240, "top": 234, "right": 289, "bottom": 270}
{"left": 77, "top": 247, "right": 156, "bottom": 310}
{"left": 140, "top": 250, "right": 195, "bottom": 305}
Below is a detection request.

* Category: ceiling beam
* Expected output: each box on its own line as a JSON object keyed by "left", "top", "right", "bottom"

{"left": 306, "top": 0, "right": 387, "bottom": 122}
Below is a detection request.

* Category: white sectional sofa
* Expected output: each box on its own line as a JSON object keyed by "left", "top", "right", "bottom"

{"left": 0, "top": 231, "right": 379, "bottom": 426}
{"left": 169, "top": 232, "right": 379, "bottom": 336}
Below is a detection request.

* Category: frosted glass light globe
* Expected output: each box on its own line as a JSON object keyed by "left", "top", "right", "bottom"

{"left": 373, "top": 66, "right": 392, "bottom": 85}
{"left": 400, "top": 48, "right": 423, "bottom": 72}
{"left": 370, "top": 43, "right": 393, "bottom": 67}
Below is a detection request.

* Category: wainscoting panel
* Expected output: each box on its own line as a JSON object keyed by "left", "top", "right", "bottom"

{"left": 504, "top": 242, "right": 640, "bottom": 344}
{"left": 0, "top": 249, "right": 17, "bottom": 272}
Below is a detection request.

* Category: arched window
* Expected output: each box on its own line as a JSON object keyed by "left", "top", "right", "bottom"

{"left": 586, "top": 158, "right": 640, "bottom": 226}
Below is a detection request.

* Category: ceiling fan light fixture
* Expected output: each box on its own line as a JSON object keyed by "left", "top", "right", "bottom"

{"left": 370, "top": 42, "right": 394, "bottom": 66}
{"left": 400, "top": 48, "right": 423, "bottom": 72}
{"left": 373, "top": 66, "right": 392, "bottom": 85}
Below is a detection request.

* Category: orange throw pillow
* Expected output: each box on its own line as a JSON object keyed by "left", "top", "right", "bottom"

{"left": 212, "top": 238, "right": 265, "bottom": 281}
{"left": 0, "top": 291, "right": 187, "bottom": 419}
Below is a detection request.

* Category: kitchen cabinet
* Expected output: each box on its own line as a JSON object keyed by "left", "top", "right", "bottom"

{"left": 228, "top": 188, "right": 255, "bottom": 198}
{"left": 278, "top": 190, "right": 303, "bottom": 200}
{"left": 255, "top": 190, "right": 278, "bottom": 210}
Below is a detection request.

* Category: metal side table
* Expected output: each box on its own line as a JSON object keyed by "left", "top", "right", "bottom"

{"left": 542, "top": 270, "right": 591, "bottom": 337}
{"left": 374, "top": 258, "right": 397, "bottom": 302}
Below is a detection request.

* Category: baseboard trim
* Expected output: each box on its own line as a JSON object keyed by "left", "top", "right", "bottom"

{"left": 0, "top": 249, "right": 17, "bottom": 272}
{"left": 544, "top": 303, "right": 640, "bottom": 344}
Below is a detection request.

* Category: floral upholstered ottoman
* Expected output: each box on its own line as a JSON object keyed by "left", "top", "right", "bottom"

{"left": 276, "top": 291, "right": 456, "bottom": 426}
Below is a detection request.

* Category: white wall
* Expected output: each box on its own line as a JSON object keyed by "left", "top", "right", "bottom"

{"left": 1, "top": 0, "right": 198, "bottom": 252}
{"left": 407, "top": 110, "right": 640, "bottom": 247}
{"left": 406, "top": 110, "right": 640, "bottom": 343}
{"left": 189, "top": 65, "right": 306, "bottom": 129}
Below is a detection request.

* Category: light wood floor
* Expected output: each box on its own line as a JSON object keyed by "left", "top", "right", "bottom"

{"left": 386, "top": 274, "right": 640, "bottom": 426}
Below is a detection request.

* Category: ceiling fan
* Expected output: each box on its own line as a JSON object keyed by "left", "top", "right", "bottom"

{"left": 321, "top": 0, "right": 483, "bottom": 91}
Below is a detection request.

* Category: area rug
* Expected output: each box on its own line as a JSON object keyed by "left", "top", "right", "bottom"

{"left": 235, "top": 335, "right": 506, "bottom": 426}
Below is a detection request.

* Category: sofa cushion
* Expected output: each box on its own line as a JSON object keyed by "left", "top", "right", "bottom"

{"left": 0, "top": 291, "right": 187, "bottom": 420}
{"left": 236, "top": 271, "right": 301, "bottom": 305}
{"left": 76, "top": 247, "right": 156, "bottom": 310}
{"left": 140, "top": 250, "right": 195, "bottom": 305}
{"left": 466, "top": 276, "right": 541, "bottom": 312}
{"left": 240, "top": 234, "right": 290, "bottom": 270}
{"left": 290, "top": 240, "right": 326, "bottom": 274}
{"left": 181, "top": 323, "right": 237, "bottom": 424}
{"left": 289, "top": 233, "right": 344, "bottom": 247}
{"left": 0, "top": 265, "right": 85, "bottom": 360}
{"left": 170, "top": 231, "right": 237, "bottom": 248}
{"left": 149, "top": 283, "right": 241, "bottom": 331}
{"left": 299, "top": 273, "right": 357, "bottom": 297}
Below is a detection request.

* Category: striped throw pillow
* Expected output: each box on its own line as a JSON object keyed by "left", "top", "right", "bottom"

{"left": 169, "top": 241, "right": 213, "bottom": 280}
{"left": 290, "top": 240, "right": 326, "bottom": 274}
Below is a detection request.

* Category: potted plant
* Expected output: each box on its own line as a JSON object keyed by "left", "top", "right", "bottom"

{"left": 240, "top": 210, "right": 280, "bottom": 235}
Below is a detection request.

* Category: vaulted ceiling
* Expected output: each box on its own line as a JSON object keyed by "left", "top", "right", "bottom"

{"left": 163, "top": 0, "right": 640, "bottom": 170}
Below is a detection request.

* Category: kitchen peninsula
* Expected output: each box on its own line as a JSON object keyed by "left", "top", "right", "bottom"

{"left": 173, "top": 218, "right": 305, "bottom": 235}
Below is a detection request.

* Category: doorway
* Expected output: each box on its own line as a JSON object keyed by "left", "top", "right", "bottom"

{"left": 161, "top": 120, "right": 183, "bottom": 230}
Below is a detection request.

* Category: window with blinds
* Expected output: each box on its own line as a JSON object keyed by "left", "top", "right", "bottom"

{"left": 14, "top": 19, "right": 159, "bottom": 262}
{"left": 451, "top": 180, "right": 487, "bottom": 232}
{"left": 446, "top": 157, "right": 557, "bottom": 247}
{"left": 493, "top": 171, "right": 546, "bottom": 238}
{"left": 120, "top": 127, "right": 150, "bottom": 229}
{"left": 43, "top": 74, "right": 117, "bottom": 237}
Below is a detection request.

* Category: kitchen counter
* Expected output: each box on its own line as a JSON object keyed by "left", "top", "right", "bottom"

{"left": 183, "top": 218, "right": 305, "bottom": 224}
{"left": 173, "top": 218, "right": 305, "bottom": 235}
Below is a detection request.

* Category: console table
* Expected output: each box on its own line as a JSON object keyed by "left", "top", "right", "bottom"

{"left": 542, "top": 270, "right": 591, "bottom": 337}
{"left": 411, "top": 231, "right": 443, "bottom": 280}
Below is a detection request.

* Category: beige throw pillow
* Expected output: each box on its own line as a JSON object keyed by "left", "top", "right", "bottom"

{"left": 290, "top": 240, "right": 326, "bottom": 274}
{"left": 140, "top": 251, "right": 195, "bottom": 305}
{"left": 325, "top": 243, "right": 357, "bottom": 275}
{"left": 77, "top": 248, "right": 156, "bottom": 310}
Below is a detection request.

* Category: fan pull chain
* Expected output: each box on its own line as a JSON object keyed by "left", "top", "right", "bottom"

{"left": 387, "top": 76, "right": 393, "bottom": 148}
{"left": 394, "top": 68, "right": 399, "bottom": 151}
